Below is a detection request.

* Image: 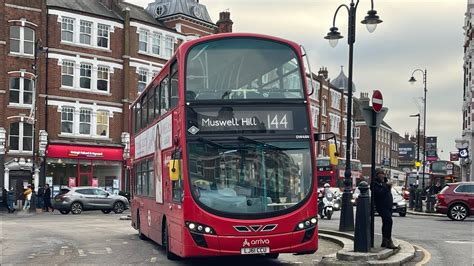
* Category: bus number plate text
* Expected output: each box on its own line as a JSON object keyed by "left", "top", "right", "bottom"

{"left": 240, "top": 247, "right": 270, "bottom": 255}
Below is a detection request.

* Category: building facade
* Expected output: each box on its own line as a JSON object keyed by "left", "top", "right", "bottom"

{"left": 457, "top": 0, "right": 474, "bottom": 181}
{"left": 307, "top": 67, "right": 351, "bottom": 159}
{"left": 0, "top": 0, "right": 232, "bottom": 197}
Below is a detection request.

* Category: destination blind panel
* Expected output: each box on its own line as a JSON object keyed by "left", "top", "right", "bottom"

{"left": 186, "top": 106, "right": 310, "bottom": 135}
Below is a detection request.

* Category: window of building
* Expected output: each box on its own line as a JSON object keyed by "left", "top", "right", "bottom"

{"left": 97, "top": 66, "right": 109, "bottom": 92}
{"left": 151, "top": 33, "right": 161, "bottom": 55}
{"left": 96, "top": 111, "right": 109, "bottom": 136}
{"left": 61, "top": 17, "right": 75, "bottom": 42}
{"left": 139, "top": 30, "right": 148, "bottom": 52}
{"left": 61, "top": 107, "right": 74, "bottom": 133}
{"left": 97, "top": 24, "right": 109, "bottom": 48}
{"left": 9, "top": 76, "right": 33, "bottom": 106}
{"left": 170, "top": 61, "right": 179, "bottom": 108}
{"left": 164, "top": 36, "right": 173, "bottom": 57}
{"left": 80, "top": 20, "right": 92, "bottom": 45}
{"left": 331, "top": 90, "right": 341, "bottom": 110}
{"left": 9, "top": 26, "right": 34, "bottom": 55}
{"left": 138, "top": 69, "right": 148, "bottom": 93}
{"left": 79, "top": 109, "right": 91, "bottom": 135}
{"left": 61, "top": 61, "right": 74, "bottom": 87}
{"left": 9, "top": 122, "right": 33, "bottom": 152}
{"left": 80, "top": 63, "right": 92, "bottom": 89}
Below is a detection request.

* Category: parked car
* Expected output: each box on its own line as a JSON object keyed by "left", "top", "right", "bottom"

{"left": 52, "top": 187, "right": 129, "bottom": 215}
{"left": 352, "top": 186, "right": 407, "bottom": 217}
{"left": 435, "top": 182, "right": 474, "bottom": 221}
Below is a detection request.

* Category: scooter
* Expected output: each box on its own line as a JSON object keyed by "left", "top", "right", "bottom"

{"left": 318, "top": 191, "right": 335, "bottom": 220}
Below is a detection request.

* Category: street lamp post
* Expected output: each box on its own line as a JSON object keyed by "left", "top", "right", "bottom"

{"left": 325, "top": 0, "right": 382, "bottom": 232}
{"left": 409, "top": 114, "right": 421, "bottom": 185}
{"left": 409, "top": 69, "right": 427, "bottom": 193}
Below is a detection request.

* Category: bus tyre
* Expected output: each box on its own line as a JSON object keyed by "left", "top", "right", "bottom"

{"left": 265, "top": 253, "right": 279, "bottom": 259}
{"left": 163, "top": 222, "right": 179, "bottom": 260}
{"left": 137, "top": 213, "right": 147, "bottom": 240}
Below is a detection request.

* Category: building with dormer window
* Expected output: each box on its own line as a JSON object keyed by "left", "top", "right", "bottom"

{"left": 0, "top": 0, "right": 233, "bottom": 198}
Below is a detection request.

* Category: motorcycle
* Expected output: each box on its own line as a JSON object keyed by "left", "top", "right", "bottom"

{"left": 318, "top": 191, "right": 335, "bottom": 220}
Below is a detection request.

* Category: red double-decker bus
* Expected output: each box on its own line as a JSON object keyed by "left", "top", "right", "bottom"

{"left": 129, "top": 33, "right": 328, "bottom": 260}
{"left": 316, "top": 157, "right": 362, "bottom": 189}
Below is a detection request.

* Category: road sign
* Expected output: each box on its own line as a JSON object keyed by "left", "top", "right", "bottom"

{"left": 372, "top": 90, "right": 383, "bottom": 113}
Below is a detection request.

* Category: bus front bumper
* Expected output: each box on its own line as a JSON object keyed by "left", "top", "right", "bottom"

{"left": 181, "top": 226, "right": 318, "bottom": 257}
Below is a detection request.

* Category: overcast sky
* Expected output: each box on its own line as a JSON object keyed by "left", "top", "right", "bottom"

{"left": 131, "top": 0, "right": 466, "bottom": 161}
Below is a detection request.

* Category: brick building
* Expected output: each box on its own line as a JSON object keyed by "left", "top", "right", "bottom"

{"left": 0, "top": 0, "right": 232, "bottom": 196}
{"left": 353, "top": 92, "right": 405, "bottom": 183}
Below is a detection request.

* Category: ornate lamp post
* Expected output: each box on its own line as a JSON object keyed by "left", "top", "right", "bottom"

{"left": 409, "top": 69, "right": 427, "bottom": 194}
{"left": 325, "top": 0, "right": 382, "bottom": 232}
{"left": 409, "top": 114, "right": 421, "bottom": 184}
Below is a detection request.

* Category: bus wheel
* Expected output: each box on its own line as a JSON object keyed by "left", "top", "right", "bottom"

{"left": 137, "top": 212, "right": 147, "bottom": 240}
{"left": 163, "top": 221, "right": 179, "bottom": 260}
{"left": 265, "top": 253, "right": 279, "bottom": 259}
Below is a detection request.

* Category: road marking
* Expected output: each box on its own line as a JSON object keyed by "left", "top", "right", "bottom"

{"left": 123, "top": 241, "right": 128, "bottom": 244}
{"left": 61, "top": 246, "right": 68, "bottom": 249}
{"left": 150, "top": 257, "right": 157, "bottom": 262}
{"left": 106, "top": 247, "right": 112, "bottom": 254}
{"left": 414, "top": 244, "right": 431, "bottom": 266}
{"left": 78, "top": 249, "right": 86, "bottom": 257}
{"left": 445, "top": 240, "right": 474, "bottom": 244}
{"left": 60, "top": 249, "right": 65, "bottom": 256}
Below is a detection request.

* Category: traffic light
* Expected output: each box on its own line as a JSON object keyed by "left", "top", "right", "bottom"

{"left": 329, "top": 143, "right": 338, "bottom": 165}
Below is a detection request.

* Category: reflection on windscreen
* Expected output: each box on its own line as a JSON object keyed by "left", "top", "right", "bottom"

{"left": 186, "top": 38, "right": 304, "bottom": 101}
{"left": 188, "top": 140, "right": 312, "bottom": 215}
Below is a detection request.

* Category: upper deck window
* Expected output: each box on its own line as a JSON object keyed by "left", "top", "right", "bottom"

{"left": 186, "top": 38, "right": 304, "bottom": 101}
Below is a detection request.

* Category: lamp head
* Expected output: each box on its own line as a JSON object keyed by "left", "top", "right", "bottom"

{"left": 361, "top": 10, "right": 383, "bottom": 33}
{"left": 408, "top": 76, "right": 417, "bottom": 84}
{"left": 409, "top": 113, "right": 420, "bottom": 118}
{"left": 324, "top": 27, "right": 343, "bottom": 48}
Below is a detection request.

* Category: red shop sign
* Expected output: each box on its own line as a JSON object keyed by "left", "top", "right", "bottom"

{"left": 47, "top": 144, "right": 123, "bottom": 161}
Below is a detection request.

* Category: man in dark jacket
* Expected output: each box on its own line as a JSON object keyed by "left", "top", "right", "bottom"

{"left": 7, "top": 187, "right": 16, "bottom": 213}
{"left": 43, "top": 184, "right": 52, "bottom": 212}
{"left": 373, "top": 169, "right": 398, "bottom": 249}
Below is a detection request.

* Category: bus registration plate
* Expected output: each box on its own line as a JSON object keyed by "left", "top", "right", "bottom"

{"left": 240, "top": 247, "right": 270, "bottom": 255}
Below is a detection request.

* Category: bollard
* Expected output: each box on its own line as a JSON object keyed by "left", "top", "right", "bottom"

{"left": 354, "top": 181, "right": 371, "bottom": 252}
{"left": 415, "top": 189, "right": 423, "bottom": 212}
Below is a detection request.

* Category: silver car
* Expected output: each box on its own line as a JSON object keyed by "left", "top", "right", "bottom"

{"left": 52, "top": 187, "right": 129, "bottom": 215}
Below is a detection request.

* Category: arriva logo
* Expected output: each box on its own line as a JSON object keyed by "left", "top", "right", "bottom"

{"left": 242, "top": 238, "right": 270, "bottom": 247}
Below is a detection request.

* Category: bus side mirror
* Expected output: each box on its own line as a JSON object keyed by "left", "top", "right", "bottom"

{"left": 314, "top": 132, "right": 336, "bottom": 141}
{"left": 169, "top": 159, "right": 181, "bottom": 181}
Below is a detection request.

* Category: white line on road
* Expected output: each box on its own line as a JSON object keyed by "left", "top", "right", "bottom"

{"left": 106, "top": 247, "right": 112, "bottom": 254}
{"left": 150, "top": 257, "right": 157, "bottom": 262}
{"left": 78, "top": 249, "right": 87, "bottom": 257}
{"left": 445, "top": 241, "right": 474, "bottom": 244}
{"left": 60, "top": 249, "right": 65, "bottom": 256}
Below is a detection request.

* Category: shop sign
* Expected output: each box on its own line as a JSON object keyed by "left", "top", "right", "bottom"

{"left": 69, "top": 150, "right": 104, "bottom": 158}
{"left": 47, "top": 144, "right": 123, "bottom": 161}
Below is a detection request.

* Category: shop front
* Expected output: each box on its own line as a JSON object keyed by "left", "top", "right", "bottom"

{"left": 46, "top": 144, "right": 124, "bottom": 196}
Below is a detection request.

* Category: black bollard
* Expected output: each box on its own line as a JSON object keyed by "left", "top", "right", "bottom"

{"left": 415, "top": 189, "right": 423, "bottom": 212}
{"left": 354, "top": 181, "right": 371, "bottom": 252}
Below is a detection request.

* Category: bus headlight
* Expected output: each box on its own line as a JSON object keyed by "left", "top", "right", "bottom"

{"left": 186, "top": 221, "right": 216, "bottom": 235}
{"left": 295, "top": 216, "right": 318, "bottom": 231}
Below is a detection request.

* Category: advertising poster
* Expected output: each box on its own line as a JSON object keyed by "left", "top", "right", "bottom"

{"left": 155, "top": 124, "right": 163, "bottom": 204}
{"left": 398, "top": 143, "right": 415, "bottom": 161}
{"left": 426, "top": 137, "right": 438, "bottom": 161}
{"left": 68, "top": 177, "right": 76, "bottom": 187}
{"left": 92, "top": 178, "right": 98, "bottom": 187}
{"left": 45, "top": 176, "right": 53, "bottom": 186}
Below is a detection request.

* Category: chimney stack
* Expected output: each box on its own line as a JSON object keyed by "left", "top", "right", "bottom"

{"left": 216, "top": 11, "right": 233, "bottom": 33}
{"left": 318, "top": 67, "right": 328, "bottom": 80}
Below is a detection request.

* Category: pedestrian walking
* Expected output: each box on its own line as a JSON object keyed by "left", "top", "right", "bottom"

{"left": 373, "top": 169, "right": 398, "bottom": 249}
{"left": 7, "top": 187, "right": 16, "bottom": 213}
{"left": 36, "top": 185, "right": 45, "bottom": 211}
{"left": 23, "top": 185, "right": 32, "bottom": 211}
{"left": 44, "top": 184, "right": 52, "bottom": 212}
{"left": 408, "top": 184, "right": 415, "bottom": 210}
